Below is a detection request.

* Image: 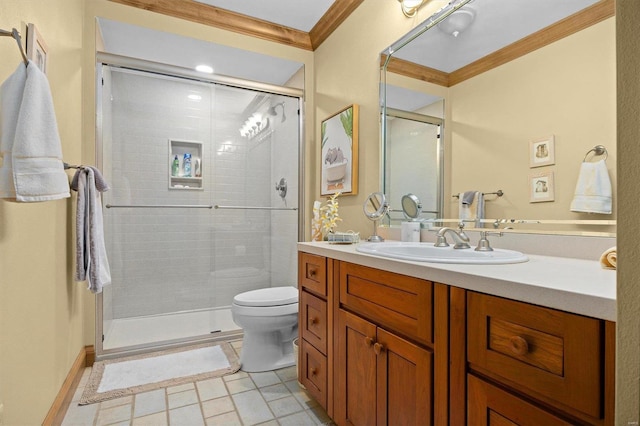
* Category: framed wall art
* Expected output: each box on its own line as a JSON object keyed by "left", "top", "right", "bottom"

{"left": 26, "top": 23, "right": 48, "bottom": 74}
{"left": 320, "top": 104, "right": 359, "bottom": 196}
{"left": 529, "top": 135, "right": 555, "bottom": 168}
{"left": 529, "top": 171, "right": 555, "bottom": 203}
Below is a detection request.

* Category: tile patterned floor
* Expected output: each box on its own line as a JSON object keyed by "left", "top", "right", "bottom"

{"left": 62, "top": 340, "right": 333, "bottom": 426}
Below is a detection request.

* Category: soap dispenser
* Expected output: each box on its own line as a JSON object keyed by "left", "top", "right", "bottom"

{"left": 171, "top": 155, "right": 180, "bottom": 176}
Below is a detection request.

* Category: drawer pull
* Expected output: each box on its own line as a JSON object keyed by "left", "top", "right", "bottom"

{"left": 365, "top": 336, "right": 374, "bottom": 347}
{"left": 374, "top": 342, "right": 385, "bottom": 355}
{"left": 310, "top": 367, "right": 318, "bottom": 376}
{"left": 308, "top": 268, "right": 317, "bottom": 278}
{"left": 509, "top": 336, "right": 529, "bottom": 356}
{"left": 310, "top": 317, "right": 319, "bottom": 325}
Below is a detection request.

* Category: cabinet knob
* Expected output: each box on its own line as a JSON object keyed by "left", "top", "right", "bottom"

{"left": 308, "top": 268, "right": 317, "bottom": 278}
{"left": 365, "top": 336, "right": 374, "bottom": 347}
{"left": 509, "top": 336, "right": 529, "bottom": 356}
{"left": 310, "top": 317, "right": 319, "bottom": 325}
{"left": 310, "top": 367, "right": 318, "bottom": 376}
{"left": 374, "top": 342, "right": 385, "bottom": 355}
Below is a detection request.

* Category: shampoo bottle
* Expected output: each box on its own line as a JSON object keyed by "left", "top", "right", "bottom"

{"left": 183, "top": 153, "right": 192, "bottom": 177}
{"left": 171, "top": 155, "right": 180, "bottom": 176}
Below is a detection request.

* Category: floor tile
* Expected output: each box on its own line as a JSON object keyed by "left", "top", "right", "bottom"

{"left": 226, "top": 377, "right": 256, "bottom": 394}
{"left": 259, "top": 383, "right": 292, "bottom": 402}
{"left": 250, "top": 371, "right": 281, "bottom": 388}
{"left": 205, "top": 410, "right": 242, "bottom": 426}
{"left": 134, "top": 388, "right": 166, "bottom": 417}
{"left": 232, "top": 389, "right": 274, "bottom": 425}
{"left": 96, "top": 403, "right": 132, "bottom": 425}
{"left": 268, "top": 395, "right": 303, "bottom": 417}
{"left": 167, "top": 382, "right": 195, "bottom": 394}
{"left": 202, "top": 396, "right": 235, "bottom": 418}
{"left": 168, "top": 389, "right": 199, "bottom": 409}
{"left": 169, "top": 404, "right": 205, "bottom": 426}
{"left": 277, "top": 410, "right": 317, "bottom": 426}
{"left": 197, "top": 377, "right": 228, "bottom": 401}
{"left": 275, "top": 366, "right": 298, "bottom": 382}
{"left": 61, "top": 402, "right": 99, "bottom": 426}
{"left": 101, "top": 395, "right": 133, "bottom": 409}
{"left": 224, "top": 370, "right": 249, "bottom": 381}
{"left": 132, "top": 411, "right": 168, "bottom": 425}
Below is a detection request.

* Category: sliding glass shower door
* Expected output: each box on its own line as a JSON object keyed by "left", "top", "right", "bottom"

{"left": 98, "top": 64, "right": 301, "bottom": 358}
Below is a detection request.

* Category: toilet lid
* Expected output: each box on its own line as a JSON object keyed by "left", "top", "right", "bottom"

{"left": 233, "top": 286, "right": 299, "bottom": 307}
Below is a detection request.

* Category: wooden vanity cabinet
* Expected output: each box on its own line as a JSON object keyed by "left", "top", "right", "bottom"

{"left": 334, "top": 261, "right": 440, "bottom": 426}
{"left": 465, "top": 291, "right": 616, "bottom": 426}
{"left": 298, "top": 252, "right": 332, "bottom": 413}
{"left": 297, "top": 250, "right": 615, "bottom": 426}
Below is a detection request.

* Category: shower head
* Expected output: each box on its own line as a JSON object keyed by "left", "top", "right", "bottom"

{"left": 267, "top": 102, "right": 286, "bottom": 123}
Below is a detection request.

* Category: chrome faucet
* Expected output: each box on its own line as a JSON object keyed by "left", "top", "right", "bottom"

{"left": 435, "top": 223, "right": 471, "bottom": 249}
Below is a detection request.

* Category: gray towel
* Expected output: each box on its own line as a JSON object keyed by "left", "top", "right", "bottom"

{"left": 70, "top": 166, "right": 111, "bottom": 293}
{"left": 461, "top": 191, "right": 476, "bottom": 205}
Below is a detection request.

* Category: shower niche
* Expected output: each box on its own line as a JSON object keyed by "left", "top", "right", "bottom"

{"left": 169, "top": 139, "right": 203, "bottom": 190}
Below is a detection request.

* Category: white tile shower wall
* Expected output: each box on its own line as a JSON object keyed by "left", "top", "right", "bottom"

{"left": 103, "top": 70, "right": 281, "bottom": 320}
{"left": 269, "top": 98, "right": 299, "bottom": 288}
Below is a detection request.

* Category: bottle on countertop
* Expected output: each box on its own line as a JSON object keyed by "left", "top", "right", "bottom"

{"left": 183, "top": 153, "right": 192, "bottom": 177}
{"left": 171, "top": 155, "right": 180, "bottom": 176}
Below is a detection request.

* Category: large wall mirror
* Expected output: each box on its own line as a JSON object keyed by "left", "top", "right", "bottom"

{"left": 380, "top": 0, "right": 616, "bottom": 235}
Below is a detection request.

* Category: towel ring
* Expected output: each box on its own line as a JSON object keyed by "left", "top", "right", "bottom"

{"left": 583, "top": 145, "right": 608, "bottom": 162}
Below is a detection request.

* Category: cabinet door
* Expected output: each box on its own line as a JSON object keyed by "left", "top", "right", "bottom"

{"left": 377, "top": 328, "right": 433, "bottom": 426}
{"left": 336, "top": 309, "right": 378, "bottom": 426}
{"left": 468, "top": 375, "right": 572, "bottom": 426}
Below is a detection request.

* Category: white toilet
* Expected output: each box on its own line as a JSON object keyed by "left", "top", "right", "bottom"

{"left": 231, "top": 286, "right": 299, "bottom": 372}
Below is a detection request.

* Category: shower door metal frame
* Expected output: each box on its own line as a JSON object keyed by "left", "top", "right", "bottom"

{"left": 94, "top": 54, "right": 305, "bottom": 360}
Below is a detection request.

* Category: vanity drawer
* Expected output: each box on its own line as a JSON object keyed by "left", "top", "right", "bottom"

{"left": 301, "top": 290, "right": 327, "bottom": 355}
{"left": 339, "top": 261, "right": 433, "bottom": 346}
{"left": 300, "top": 338, "right": 327, "bottom": 409}
{"left": 299, "top": 252, "right": 327, "bottom": 297}
{"left": 467, "top": 292, "right": 603, "bottom": 419}
{"left": 468, "top": 375, "right": 571, "bottom": 426}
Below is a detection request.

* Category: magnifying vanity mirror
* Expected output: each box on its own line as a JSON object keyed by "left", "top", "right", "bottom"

{"left": 364, "top": 192, "right": 390, "bottom": 242}
{"left": 380, "top": 0, "right": 616, "bottom": 236}
{"left": 401, "top": 193, "right": 422, "bottom": 220}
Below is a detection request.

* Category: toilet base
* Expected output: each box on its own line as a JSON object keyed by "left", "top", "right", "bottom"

{"left": 239, "top": 327, "right": 297, "bottom": 373}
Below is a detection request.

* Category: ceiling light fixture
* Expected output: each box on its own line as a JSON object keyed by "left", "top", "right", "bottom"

{"left": 195, "top": 64, "right": 213, "bottom": 74}
{"left": 398, "top": 0, "right": 429, "bottom": 18}
{"left": 436, "top": 8, "right": 476, "bottom": 37}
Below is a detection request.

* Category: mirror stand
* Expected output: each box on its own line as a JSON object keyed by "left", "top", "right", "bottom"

{"left": 364, "top": 192, "right": 390, "bottom": 242}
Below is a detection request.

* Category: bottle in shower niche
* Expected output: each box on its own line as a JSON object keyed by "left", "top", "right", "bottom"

{"left": 171, "top": 155, "right": 180, "bottom": 176}
{"left": 183, "top": 153, "right": 192, "bottom": 177}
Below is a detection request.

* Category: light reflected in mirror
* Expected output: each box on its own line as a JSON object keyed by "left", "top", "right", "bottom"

{"left": 380, "top": 0, "right": 616, "bottom": 236}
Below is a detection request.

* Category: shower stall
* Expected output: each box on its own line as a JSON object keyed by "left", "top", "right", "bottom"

{"left": 96, "top": 58, "right": 303, "bottom": 358}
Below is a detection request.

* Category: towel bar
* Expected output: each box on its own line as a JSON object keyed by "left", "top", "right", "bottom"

{"left": 452, "top": 190, "right": 503, "bottom": 199}
{"left": 214, "top": 205, "right": 298, "bottom": 211}
{"left": 106, "top": 204, "right": 213, "bottom": 209}
{"left": 583, "top": 145, "right": 608, "bottom": 162}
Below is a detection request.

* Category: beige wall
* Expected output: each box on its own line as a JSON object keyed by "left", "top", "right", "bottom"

{"left": 313, "top": 0, "right": 449, "bottom": 238}
{"left": 616, "top": 0, "right": 640, "bottom": 421}
{"left": 0, "top": 0, "right": 637, "bottom": 423}
{"left": 450, "top": 18, "right": 616, "bottom": 221}
{"left": 0, "top": 0, "right": 86, "bottom": 424}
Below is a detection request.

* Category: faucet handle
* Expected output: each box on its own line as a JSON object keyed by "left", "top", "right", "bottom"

{"left": 475, "top": 231, "right": 503, "bottom": 252}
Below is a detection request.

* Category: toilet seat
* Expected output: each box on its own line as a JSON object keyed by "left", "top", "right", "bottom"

{"left": 233, "top": 286, "right": 298, "bottom": 307}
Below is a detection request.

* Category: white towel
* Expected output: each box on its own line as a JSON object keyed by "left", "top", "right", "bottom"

{"left": 459, "top": 191, "right": 484, "bottom": 223}
{"left": 0, "top": 60, "right": 69, "bottom": 202}
{"left": 570, "top": 160, "right": 612, "bottom": 214}
{"left": 70, "top": 166, "right": 111, "bottom": 294}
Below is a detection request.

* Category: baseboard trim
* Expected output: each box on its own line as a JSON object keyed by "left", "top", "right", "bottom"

{"left": 42, "top": 345, "right": 95, "bottom": 426}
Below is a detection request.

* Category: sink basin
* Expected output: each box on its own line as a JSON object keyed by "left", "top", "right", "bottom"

{"left": 356, "top": 242, "right": 528, "bottom": 264}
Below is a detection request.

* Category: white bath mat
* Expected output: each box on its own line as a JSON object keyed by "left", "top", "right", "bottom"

{"left": 80, "top": 341, "right": 239, "bottom": 405}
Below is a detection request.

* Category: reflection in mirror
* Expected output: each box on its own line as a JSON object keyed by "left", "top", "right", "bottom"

{"left": 380, "top": 0, "right": 616, "bottom": 236}
{"left": 382, "top": 84, "right": 444, "bottom": 226}
{"left": 363, "top": 192, "right": 390, "bottom": 242}
{"left": 401, "top": 193, "right": 422, "bottom": 220}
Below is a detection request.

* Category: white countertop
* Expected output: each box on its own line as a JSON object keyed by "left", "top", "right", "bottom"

{"left": 298, "top": 241, "right": 616, "bottom": 322}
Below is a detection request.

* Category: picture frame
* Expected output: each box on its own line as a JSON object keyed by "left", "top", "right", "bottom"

{"left": 529, "top": 135, "right": 555, "bottom": 168}
{"left": 529, "top": 171, "right": 555, "bottom": 203}
{"left": 26, "top": 23, "right": 48, "bottom": 74}
{"left": 321, "top": 104, "right": 359, "bottom": 196}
